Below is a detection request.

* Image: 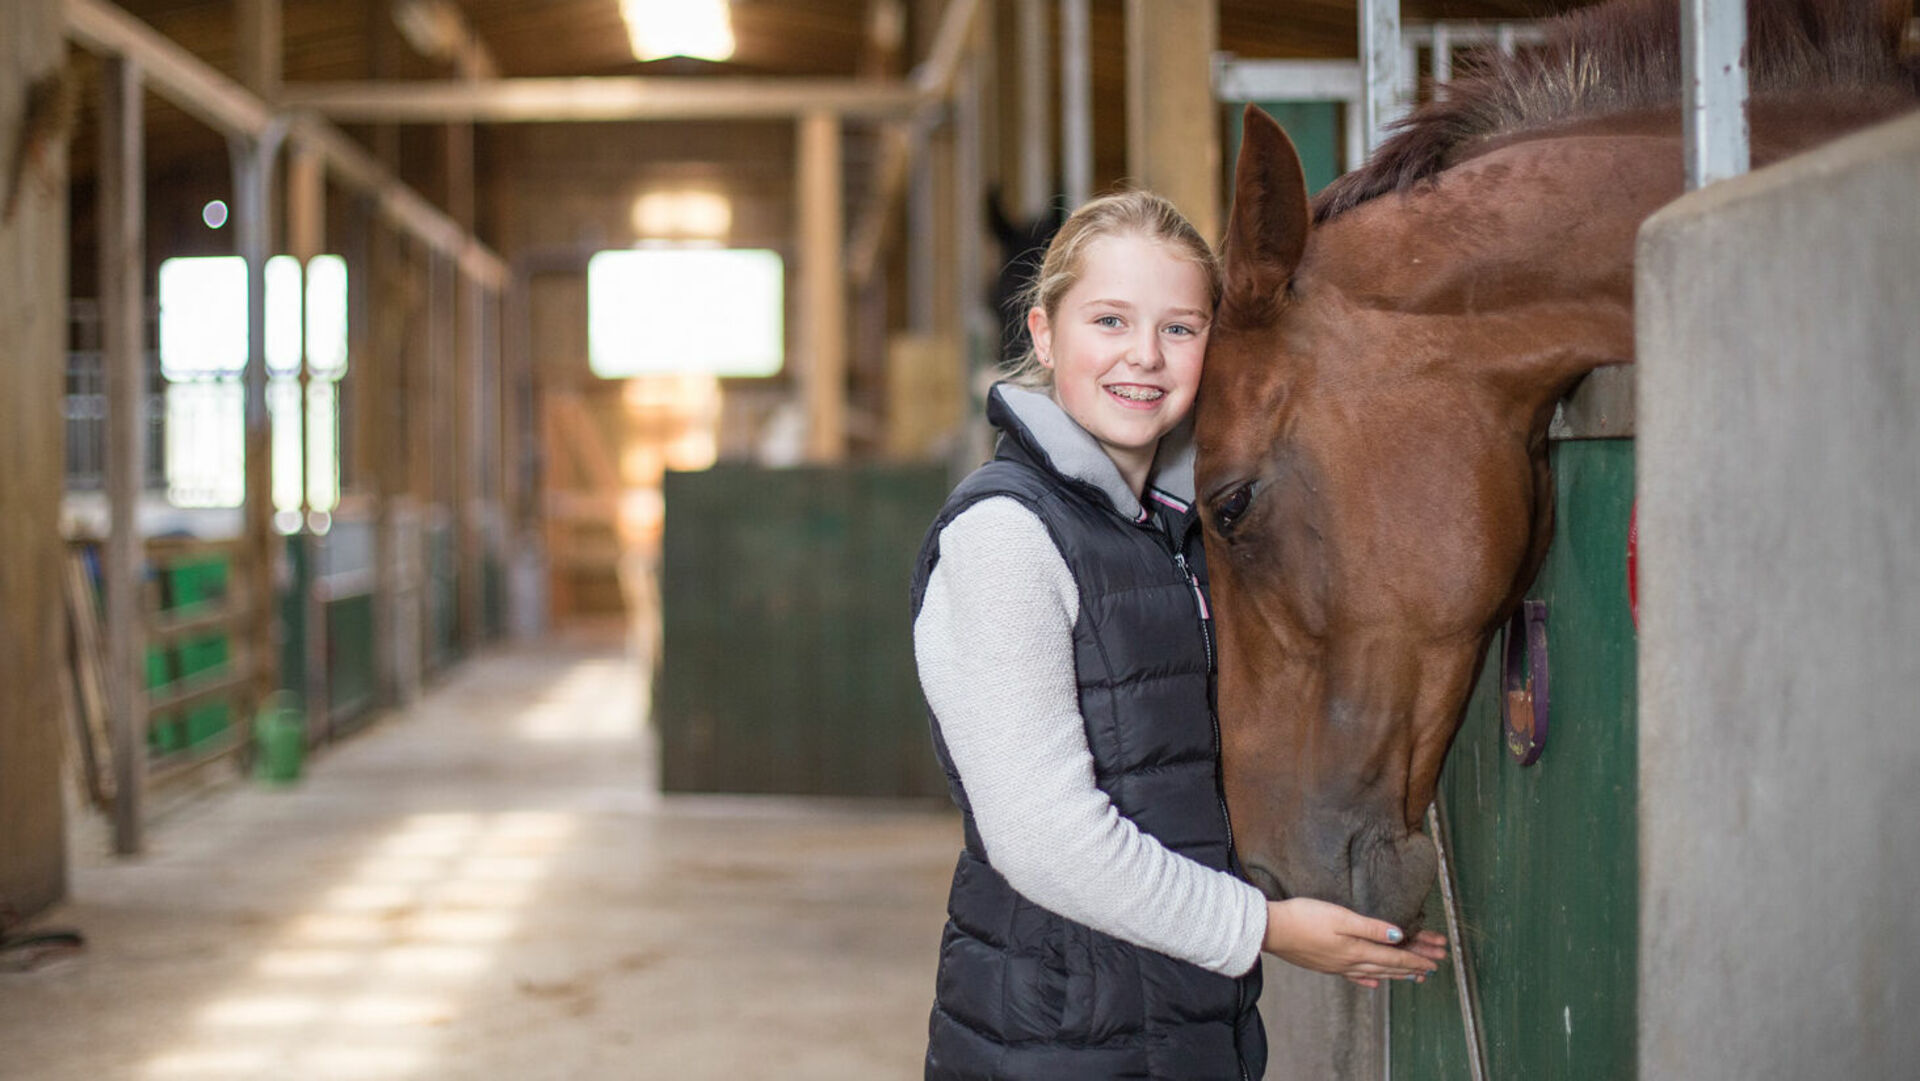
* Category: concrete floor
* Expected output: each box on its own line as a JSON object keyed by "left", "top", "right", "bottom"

{"left": 0, "top": 639, "right": 960, "bottom": 1080}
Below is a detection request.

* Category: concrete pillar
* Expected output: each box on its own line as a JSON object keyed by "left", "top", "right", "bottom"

{"left": 1637, "top": 112, "right": 1920, "bottom": 1081}
{"left": 0, "top": 0, "right": 70, "bottom": 918}
{"left": 1125, "top": 0, "right": 1219, "bottom": 241}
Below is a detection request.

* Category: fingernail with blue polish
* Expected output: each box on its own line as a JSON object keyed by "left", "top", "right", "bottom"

{"left": 1387, "top": 928, "right": 1404, "bottom": 943}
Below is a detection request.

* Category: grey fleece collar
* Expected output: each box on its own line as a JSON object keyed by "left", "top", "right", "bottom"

{"left": 992, "top": 383, "right": 1198, "bottom": 521}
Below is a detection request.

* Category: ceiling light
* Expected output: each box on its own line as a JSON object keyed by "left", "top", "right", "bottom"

{"left": 631, "top": 190, "right": 732, "bottom": 239}
{"left": 619, "top": 0, "right": 735, "bottom": 63}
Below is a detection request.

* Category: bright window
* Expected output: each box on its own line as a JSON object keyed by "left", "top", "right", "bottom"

{"left": 586, "top": 248, "right": 783, "bottom": 379}
{"left": 155, "top": 255, "right": 349, "bottom": 518}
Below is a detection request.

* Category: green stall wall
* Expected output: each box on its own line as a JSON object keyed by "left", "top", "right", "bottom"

{"left": 657, "top": 464, "right": 954, "bottom": 799}
{"left": 1389, "top": 440, "right": 1639, "bottom": 1080}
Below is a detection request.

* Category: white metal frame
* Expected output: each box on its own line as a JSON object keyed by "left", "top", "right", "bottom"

{"left": 1212, "top": 20, "right": 1546, "bottom": 174}
{"left": 1683, "top": 0, "right": 1751, "bottom": 187}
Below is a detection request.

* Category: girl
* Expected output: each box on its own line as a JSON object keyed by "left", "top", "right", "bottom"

{"left": 910, "top": 191, "right": 1444, "bottom": 1080}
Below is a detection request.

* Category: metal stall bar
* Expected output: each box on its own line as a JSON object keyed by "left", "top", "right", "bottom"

{"left": 1060, "top": 0, "right": 1092, "bottom": 209}
{"left": 1682, "top": 0, "right": 1750, "bottom": 187}
{"left": 232, "top": 121, "right": 285, "bottom": 714}
{"left": 1016, "top": 0, "right": 1051, "bottom": 218}
{"left": 1360, "top": 0, "right": 1403, "bottom": 154}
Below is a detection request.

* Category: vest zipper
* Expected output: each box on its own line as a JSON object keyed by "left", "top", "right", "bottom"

{"left": 1172, "top": 550, "right": 1214, "bottom": 672}
{"left": 1176, "top": 545, "right": 1251, "bottom": 1081}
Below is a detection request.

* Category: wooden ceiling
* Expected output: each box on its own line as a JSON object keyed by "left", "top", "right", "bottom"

{"left": 67, "top": 0, "right": 1596, "bottom": 248}
{"left": 95, "top": 0, "right": 1583, "bottom": 81}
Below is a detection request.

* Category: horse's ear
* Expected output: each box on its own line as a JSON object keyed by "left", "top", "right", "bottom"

{"left": 1222, "top": 104, "right": 1312, "bottom": 322}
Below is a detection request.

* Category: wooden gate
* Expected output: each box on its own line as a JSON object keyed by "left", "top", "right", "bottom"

{"left": 1388, "top": 376, "right": 1638, "bottom": 1080}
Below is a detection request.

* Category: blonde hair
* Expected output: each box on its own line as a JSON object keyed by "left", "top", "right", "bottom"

{"left": 1003, "top": 189, "right": 1221, "bottom": 388}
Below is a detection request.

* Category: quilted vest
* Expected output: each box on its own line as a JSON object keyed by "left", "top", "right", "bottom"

{"left": 909, "top": 393, "right": 1266, "bottom": 1081}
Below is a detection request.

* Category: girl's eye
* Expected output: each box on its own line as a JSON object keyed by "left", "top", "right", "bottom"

{"left": 1094, "top": 314, "right": 1123, "bottom": 329}
{"left": 1213, "top": 482, "right": 1256, "bottom": 534}
{"left": 1165, "top": 323, "right": 1195, "bottom": 337}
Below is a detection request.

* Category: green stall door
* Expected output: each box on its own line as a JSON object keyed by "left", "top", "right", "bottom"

{"left": 657, "top": 464, "right": 953, "bottom": 799}
{"left": 1227, "top": 101, "right": 1344, "bottom": 195}
{"left": 1389, "top": 440, "right": 1638, "bottom": 1080}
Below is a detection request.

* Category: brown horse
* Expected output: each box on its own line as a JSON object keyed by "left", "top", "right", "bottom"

{"left": 1197, "top": 0, "right": 1918, "bottom": 929}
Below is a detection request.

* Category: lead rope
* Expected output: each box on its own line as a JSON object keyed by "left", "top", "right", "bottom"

{"left": 1426, "top": 800, "right": 1489, "bottom": 1081}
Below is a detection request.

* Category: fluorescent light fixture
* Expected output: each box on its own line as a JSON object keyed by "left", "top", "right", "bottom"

{"left": 588, "top": 248, "right": 782, "bottom": 378}
{"left": 620, "top": 0, "right": 735, "bottom": 62}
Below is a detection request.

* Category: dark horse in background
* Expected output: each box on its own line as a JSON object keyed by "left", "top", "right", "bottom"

{"left": 987, "top": 188, "right": 1065, "bottom": 364}
{"left": 1198, "top": 0, "right": 1918, "bottom": 929}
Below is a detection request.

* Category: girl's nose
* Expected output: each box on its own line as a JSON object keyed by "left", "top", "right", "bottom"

{"left": 1128, "top": 331, "right": 1164, "bottom": 368}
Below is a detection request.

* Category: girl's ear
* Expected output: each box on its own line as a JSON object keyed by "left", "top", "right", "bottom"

{"left": 1027, "top": 306, "right": 1054, "bottom": 368}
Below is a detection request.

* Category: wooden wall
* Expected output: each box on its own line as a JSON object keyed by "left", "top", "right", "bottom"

{"left": 1, "top": 0, "right": 71, "bottom": 920}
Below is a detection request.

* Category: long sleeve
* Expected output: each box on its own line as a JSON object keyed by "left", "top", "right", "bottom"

{"left": 913, "top": 497, "right": 1267, "bottom": 977}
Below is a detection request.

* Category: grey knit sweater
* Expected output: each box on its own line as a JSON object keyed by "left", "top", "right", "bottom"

{"left": 912, "top": 385, "right": 1266, "bottom": 977}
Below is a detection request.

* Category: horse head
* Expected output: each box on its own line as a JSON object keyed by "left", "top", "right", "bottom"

{"left": 1196, "top": 106, "right": 1641, "bottom": 928}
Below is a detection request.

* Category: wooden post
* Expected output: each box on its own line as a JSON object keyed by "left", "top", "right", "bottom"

{"left": 236, "top": 0, "right": 282, "bottom": 102}
{"left": 798, "top": 109, "right": 846, "bottom": 462}
{"left": 99, "top": 54, "right": 148, "bottom": 854}
{"left": 456, "top": 272, "right": 484, "bottom": 648}
{"left": 365, "top": 217, "right": 403, "bottom": 703}
{"left": 1, "top": 0, "right": 73, "bottom": 916}
{"left": 1124, "top": 0, "right": 1220, "bottom": 242}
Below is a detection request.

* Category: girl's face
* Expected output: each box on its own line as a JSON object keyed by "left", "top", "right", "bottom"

{"left": 1028, "top": 232, "right": 1212, "bottom": 490}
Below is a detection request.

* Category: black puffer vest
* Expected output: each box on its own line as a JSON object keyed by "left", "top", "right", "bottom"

{"left": 910, "top": 390, "right": 1265, "bottom": 1081}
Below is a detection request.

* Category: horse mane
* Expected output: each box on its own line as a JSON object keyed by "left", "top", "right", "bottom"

{"left": 1315, "top": 0, "right": 1920, "bottom": 222}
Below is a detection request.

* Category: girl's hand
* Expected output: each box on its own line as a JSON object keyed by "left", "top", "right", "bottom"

{"left": 1262, "top": 898, "right": 1448, "bottom": 989}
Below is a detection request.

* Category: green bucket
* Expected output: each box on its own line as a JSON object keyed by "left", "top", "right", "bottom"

{"left": 254, "top": 692, "right": 306, "bottom": 784}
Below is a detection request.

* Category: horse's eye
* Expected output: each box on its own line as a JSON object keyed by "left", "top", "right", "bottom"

{"left": 1213, "top": 483, "right": 1256, "bottom": 534}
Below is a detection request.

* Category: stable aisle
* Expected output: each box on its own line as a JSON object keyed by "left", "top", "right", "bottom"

{"left": 0, "top": 641, "right": 958, "bottom": 1080}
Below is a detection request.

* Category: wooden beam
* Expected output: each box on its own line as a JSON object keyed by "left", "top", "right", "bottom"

{"left": 284, "top": 115, "right": 504, "bottom": 286}
{"left": 98, "top": 53, "right": 147, "bottom": 854}
{"left": 65, "top": 0, "right": 273, "bottom": 136}
{"left": 849, "top": 124, "right": 913, "bottom": 288}
{"left": 798, "top": 110, "right": 846, "bottom": 463}
{"left": 1125, "top": 0, "right": 1220, "bottom": 241}
{"left": 64, "top": 0, "right": 503, "bottom": 286}
{"left": 278, "top": 77, "right": 927, "bottom": 123}
{"left": 914, "top": 0, "right": 983, "bottom": 99}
